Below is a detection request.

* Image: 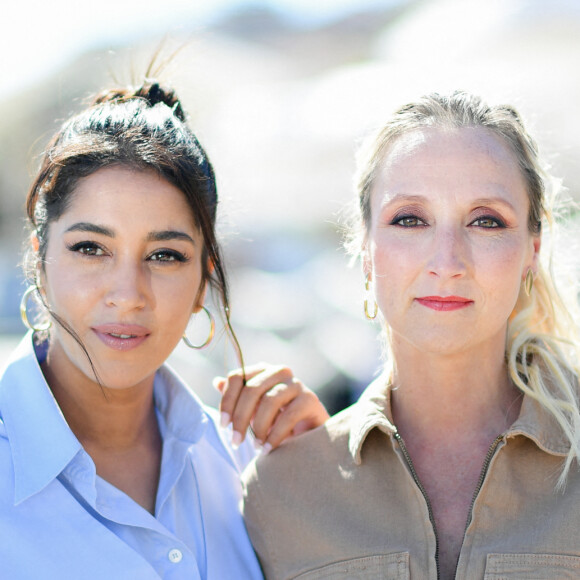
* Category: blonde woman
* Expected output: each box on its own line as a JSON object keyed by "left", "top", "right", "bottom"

{"left": 241, "top": 92, "right": 580, "bottom": 579}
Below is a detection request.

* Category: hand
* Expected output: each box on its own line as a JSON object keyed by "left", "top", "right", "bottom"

{"left": 215, "top": 363, "right": 329, "bottom": 454}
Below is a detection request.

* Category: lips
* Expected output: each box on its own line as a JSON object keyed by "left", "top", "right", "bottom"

{"left": 415, "top": 296, "right": 473, "bottom": 312}
{"left": 92, "top": 324, "right": 150, "bottom": 351}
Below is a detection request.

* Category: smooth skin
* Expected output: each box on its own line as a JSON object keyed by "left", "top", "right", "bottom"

{"left": 37, "top": 165, "right": 328, "bottom": 514}
{"left": 364, "top": 126, "right": 540, "bottom": 580}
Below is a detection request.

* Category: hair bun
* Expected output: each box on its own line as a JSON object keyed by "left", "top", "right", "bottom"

{"left": 92, "top": 81, "right": 186, "bottom": 121}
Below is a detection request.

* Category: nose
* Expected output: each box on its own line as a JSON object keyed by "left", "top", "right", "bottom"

{"left": 426, "top": 226, "right": 468, "bottom": 280}
{"left": 104, "top": 258, "right": 148, "bottom": 311}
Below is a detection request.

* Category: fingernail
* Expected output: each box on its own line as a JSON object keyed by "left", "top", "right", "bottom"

{"left": 231, "top": 430, "right": 243, "bottom": 449}
{"left": 220, "top": 412, "right": 231, "bottom": 428}
{"left": 253, "top": 438, "right": 263, "bottom": 450}
{"left": 213, "top": 376, "right": 225, "bottom": 390}
{"left": 262, "top": 443, "right": 272, "bottom": 456}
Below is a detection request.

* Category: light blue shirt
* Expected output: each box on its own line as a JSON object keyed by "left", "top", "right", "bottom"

{"left": 0, "top": 334, "right": 264, "bottom": 579}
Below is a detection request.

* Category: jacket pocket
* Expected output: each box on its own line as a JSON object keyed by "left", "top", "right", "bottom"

{"left": 294, "top": 552, "right": 409, "bottom": 579}
{"left": 484, "top": 553, "right": 580, "bottom": 579}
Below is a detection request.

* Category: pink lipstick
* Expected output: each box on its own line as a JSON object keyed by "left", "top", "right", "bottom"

{"left": 415, "top": 296, "right": 473, "bottom": 312}
{"left": 92, "top": 324, "right": 150, "bottom": 351}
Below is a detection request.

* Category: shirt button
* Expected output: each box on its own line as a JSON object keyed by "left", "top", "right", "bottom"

{"left": 168, "top": 549, "right": 183, "bottom": 564}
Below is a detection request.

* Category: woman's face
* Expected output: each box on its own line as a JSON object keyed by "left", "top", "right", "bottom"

{"left": 40, "top": 165, "right": 205, "bottom": 390}
{"left": 364, "top": 126, "right": 540, "bottom": 357}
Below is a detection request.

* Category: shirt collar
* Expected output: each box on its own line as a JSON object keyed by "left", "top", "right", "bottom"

{"left": 0, "top": 334, "right": 214, "bottom": 507}
{"left": 0, "top": 333, "right": 83, "bottom": 505}
{"left": 348, "top": 371, "right": 574, "bottom": 464}
{"left": 153, "top": 364, "right": 210, "bottom": 445}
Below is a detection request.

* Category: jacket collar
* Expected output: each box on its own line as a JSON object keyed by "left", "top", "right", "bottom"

{"left": 0, "top": 333, "right": 216, "bottom": 506}
{"left": 348, "top": 371, "right": 573, "bottom": 465}
{"left": 348, "top": 374, "right": 396, "bottom": 465}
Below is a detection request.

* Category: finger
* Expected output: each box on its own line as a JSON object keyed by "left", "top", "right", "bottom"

{"left": 263, "top": 390, "right": 329, "bottom": 452}
{"left": 250, "top": 380, "right": 303, "bottom": 443}
{"left": 212, "top": 376, "right": 226, "bottom": 393}
{"left": 229, "top": 365, "right": 296, "bottom": 445}
{"left": 218, "top": 370, "right": 245, "bottom": 428}
{"left": 219, "top": 363, "right": 271, "bottom": 426}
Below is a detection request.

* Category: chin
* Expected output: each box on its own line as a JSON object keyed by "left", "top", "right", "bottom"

{"left": 87, "top": 362, "right": 157, "bottom": 391}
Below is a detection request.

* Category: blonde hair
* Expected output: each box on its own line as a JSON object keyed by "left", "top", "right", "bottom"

{"left": 350, "top": 91, "right": 580, "bottom": 487}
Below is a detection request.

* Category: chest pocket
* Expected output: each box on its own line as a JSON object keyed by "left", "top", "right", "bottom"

{"left": 484, "top": 553, "right": 580, "bottom": 579}
{"left": 294, "top": 553, "right": 409, "bottom": 579}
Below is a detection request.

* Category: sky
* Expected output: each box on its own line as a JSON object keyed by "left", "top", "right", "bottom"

{"left": 0, "top": 0, "right": 400, "bottom": 98}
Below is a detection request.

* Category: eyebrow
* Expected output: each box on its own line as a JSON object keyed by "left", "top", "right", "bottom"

{"left": 381, "top": 193, "right": 517, "bottom": 212}
{"left": 65, "top": 222, "right": 196, "bottom": 244}
{"left": 471, "top": 196, "right": 517, "bottom": 212}
{"left": 146, "top": 231, "right": 195, "bottom": 244}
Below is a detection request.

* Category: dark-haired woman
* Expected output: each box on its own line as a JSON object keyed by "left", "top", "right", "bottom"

{"left": 0, "top": 82, "right": 328, "bottom": 579}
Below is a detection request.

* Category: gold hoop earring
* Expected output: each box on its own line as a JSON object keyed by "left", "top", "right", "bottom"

{"left": 20, "top": 286, "right": 51, "bottom": 332}
{"left": 524, "top": 268, "right": 534, "bottom": 297}
{"left": 364, "top": 274, "right": 378, "bottom": 320}
{"left": 182, "top": 306, "right": 215, "bottom": 349}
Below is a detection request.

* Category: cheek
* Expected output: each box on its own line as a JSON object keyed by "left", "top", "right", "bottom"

{"left": 370, "top": 242, "right": 411, "bottom": 317}
{"left": 478, "top": 238, "right": 527, "bottom": 285}
{"left": 370, "top": 236, "right": 416, "bottom": 286}
{"left": 152, "top": 271, "right": 202, "bottom": 322}
{"left": 42, "top": 262, "right": 94, "bottom": 315}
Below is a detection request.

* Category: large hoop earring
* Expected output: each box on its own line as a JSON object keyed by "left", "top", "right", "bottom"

{"left": 364, "top": 274, "right": 378, "bottom": 320}
{"left": 182, "top": 306, "right": 215, "bottom": 349}
{"left": 524, "top": 268, "right": 534, "bottom": 297}
{"left": 20, "top": 286, "right": 51, "bottom": 332}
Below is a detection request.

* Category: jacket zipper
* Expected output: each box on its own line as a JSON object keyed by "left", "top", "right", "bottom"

{"left": 394, "top": 431, "right": 441, "bottom": 580}
{"left": 461, "top": 434, "right": 504, "bottom": 538}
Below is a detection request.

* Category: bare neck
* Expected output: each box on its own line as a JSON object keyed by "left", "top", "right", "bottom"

{"left": 389, "top": 339, "right": 522, "bottom": 443}
{"left": 40, "top": 339, "right": 160, "bottom": 452}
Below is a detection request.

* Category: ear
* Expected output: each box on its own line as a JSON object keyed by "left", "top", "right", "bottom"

{"left": 207, "top": 258, "right": 215, "bottom": 275}
{"left": 530, "top": 233, "right": 541, "bottom": 274}
{"left": 192, "top": 258, "right": 214, "bottom": 313}
{"left": 362, "top": 243, "right": 372, "bottom": 282}
{"left": 193, "top": 283, "right": 208, "bottom": 314}
{"left": 30, "top": 231, "right": 40, "bottom": 253}
{"left": 30, "top": 232, "right": 46, "bottom": 292}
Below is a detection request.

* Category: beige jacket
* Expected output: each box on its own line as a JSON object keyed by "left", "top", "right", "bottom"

{"left": 242, "top": 376, "right": 580, "bottom": 579}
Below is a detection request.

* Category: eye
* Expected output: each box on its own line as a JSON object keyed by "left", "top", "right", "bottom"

{"left": 470, "top": 216, "right": 506, "bottom": 229}
{"left": 67, "top": 241, "right": 106, "bottom": 256}
{"left": 391, "top": 214, "right": 427, "bottom": 227}
{"left": 148, "top": 249, "right": 189, "bottom": 263}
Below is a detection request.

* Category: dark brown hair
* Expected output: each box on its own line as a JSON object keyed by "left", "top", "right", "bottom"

{"left": 26, "top": 80, "right": 243, "bottom": 366}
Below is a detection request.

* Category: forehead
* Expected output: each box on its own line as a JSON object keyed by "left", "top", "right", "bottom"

{"left": 372, "top": 126, "right": 528, "bottom": 204}
{"left": 63, "top": 166, "right": 198, "bottom": 228}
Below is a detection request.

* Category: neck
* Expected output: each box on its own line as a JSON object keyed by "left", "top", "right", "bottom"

{"left": 389, "top": 337, "right": 522, "bottom": 443}
{"left": 42, "top": 354, "right": 158, "bottom": 451}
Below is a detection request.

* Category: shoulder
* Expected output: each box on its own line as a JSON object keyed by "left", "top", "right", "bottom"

{"left": 243, "top": 377, "right": 393, "bottom": 493}
{"left": 242, "top": 402, "right": 359, "bottom": 499}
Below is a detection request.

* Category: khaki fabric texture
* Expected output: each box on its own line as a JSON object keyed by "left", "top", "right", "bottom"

{"left": 242, "top": 376, "right": 580, "bottom": 580}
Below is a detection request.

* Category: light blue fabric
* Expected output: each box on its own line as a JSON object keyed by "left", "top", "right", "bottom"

{"left": 0, "top": 333, "right": 263, "bottom": 579}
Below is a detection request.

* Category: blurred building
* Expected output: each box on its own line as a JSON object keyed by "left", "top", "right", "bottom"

{"left": 1, "top": 0, "right": 579, "bottom": 412}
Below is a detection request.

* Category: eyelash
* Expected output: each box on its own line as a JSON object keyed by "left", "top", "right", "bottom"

{"left": 390, "top": 214, "right": 427, "bottom": 227}
{"left": 66, "top": 242, "right": 190, "bottom": 263}
{"left": 389, "top": 214, "right": 507, "bottom": 229}
{"left": 148, "top": 249, "right": 189, "bottom": 263}
{"left": 67, "top": 241, "right": 106, "bottom": 256}
{"left": 470, "top": 215, "right": 506, "bottom": 228}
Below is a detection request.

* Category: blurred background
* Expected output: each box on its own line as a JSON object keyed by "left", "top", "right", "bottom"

{"left": 1, "top": 0, "right": 579, "bottom": 413}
